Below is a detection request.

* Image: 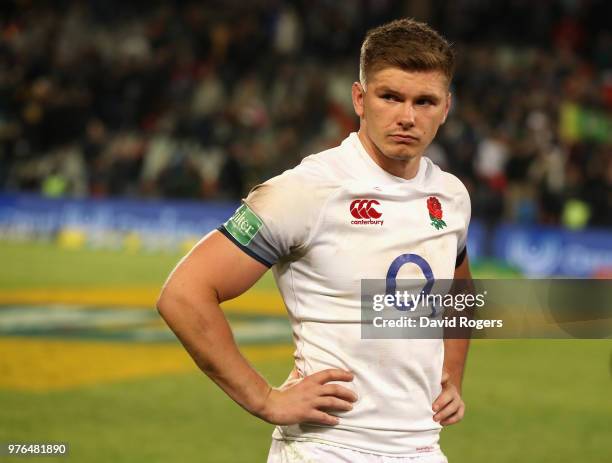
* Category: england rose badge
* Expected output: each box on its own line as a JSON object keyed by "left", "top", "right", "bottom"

{"left": 427, "top": 196, "right": 447, "bottom": 230}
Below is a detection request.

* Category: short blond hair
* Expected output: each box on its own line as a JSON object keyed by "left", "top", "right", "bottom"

{"left": 359, "top": 18, "right": 455, "bottom": 87}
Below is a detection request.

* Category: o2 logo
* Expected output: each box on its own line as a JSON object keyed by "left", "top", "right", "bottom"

{"left": 385, "top": 253, "right": 436, "bottom": 315}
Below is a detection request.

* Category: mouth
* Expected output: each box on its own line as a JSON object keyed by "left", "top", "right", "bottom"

{"left": 389, "top": 134, "right": 420, "bottom": 144}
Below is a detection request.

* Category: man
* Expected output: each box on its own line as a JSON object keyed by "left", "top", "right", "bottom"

{"left": 158, "top": 18, "right": 471, "bottom": 462}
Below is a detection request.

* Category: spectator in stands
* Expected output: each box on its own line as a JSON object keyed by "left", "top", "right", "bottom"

{"left": 0, "top": 1, "right": 609, "bottom": 227}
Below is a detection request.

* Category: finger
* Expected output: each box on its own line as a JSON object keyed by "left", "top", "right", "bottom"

{"left": 440, "top": 412, "right": 462, "bottom": 426}
{"left": 320, "top": 384, "right": 358, "bottom": 402}
{"left": 434, "top": 398, "right": 461, "bottom": 422}
{"left": 432, "top": 389, "right": 454, "bottom": 413}
{"left": 315, "top": 396, "right": 354, "bottom": 412}
{"left": 305, "top": 410, "right": 340, "bottom": 426}
{"left": 311, "top": 369, "right": 354, "bottom": 384}
{"left": 440, "top": 404, "right": 465, "bottom": 426}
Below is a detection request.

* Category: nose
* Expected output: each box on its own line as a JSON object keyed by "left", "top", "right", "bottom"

{"left": 398, "top": 103, "right": 416, "bottom": 128}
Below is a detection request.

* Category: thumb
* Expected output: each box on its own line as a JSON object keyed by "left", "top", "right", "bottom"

{"left": 441, "top": 370, "right": 450, "bottom": 384}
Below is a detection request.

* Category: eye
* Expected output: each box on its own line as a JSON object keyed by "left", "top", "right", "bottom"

{"left": 381, "top": 93, "right": 400, "bottom": 102}
{"left": 416, "top": 98, "right": 435, "bottom": 106}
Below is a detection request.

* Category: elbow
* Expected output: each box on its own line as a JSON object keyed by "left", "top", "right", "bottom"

{"left": 156, "top": 285, "right": 221, "bottom": 369}
{"left": 156, "top": 293, "right": 166, "bottom": 316}
{"left": 156, "top": 284, "right": 218, "bottom": 320}
{"left": 156, "top": 286, "right": 180, "bottom": 320}
{"left": 156, "top": 287, "right": 195, "bottom": 331}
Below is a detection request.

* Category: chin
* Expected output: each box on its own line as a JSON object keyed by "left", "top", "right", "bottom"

{"left": 384, "top": 147, "right": 420, "bottom": 161}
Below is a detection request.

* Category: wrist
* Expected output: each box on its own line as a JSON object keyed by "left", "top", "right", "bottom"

{"left": 450, "top": 377, "right": 462, "bottom": 394}
{"left": 251, "top": 385, "right": 274, "bottom": 421}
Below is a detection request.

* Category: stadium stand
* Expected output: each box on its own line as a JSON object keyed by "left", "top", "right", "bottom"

{"left": 0, "top": 0, "right": 610, "bottom": 227}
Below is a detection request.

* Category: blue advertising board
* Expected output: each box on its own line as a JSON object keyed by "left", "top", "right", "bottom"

{"left": 493, "top": 224, "right": 612, "bottom": 277}
{"left": 1, "top": 194, "right": 611, "bottom": 276}
{"left": 465, "top": 220, "right": 486, "bottom": 263}
{"left": 0, "top": 193, "right": 238, "bottom": 251}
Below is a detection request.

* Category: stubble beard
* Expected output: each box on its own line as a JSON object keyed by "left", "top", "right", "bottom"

{"left": 376, "top": 139, "right": 421, "bottom": 163}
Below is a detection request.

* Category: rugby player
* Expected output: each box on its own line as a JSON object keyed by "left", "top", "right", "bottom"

{"left": 158, "top": 18, "right": 471, "bottom": 462}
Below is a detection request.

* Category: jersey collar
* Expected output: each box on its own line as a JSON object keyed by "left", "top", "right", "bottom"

{"left": 346, "top": 132, "right": 427, "bottom": 187}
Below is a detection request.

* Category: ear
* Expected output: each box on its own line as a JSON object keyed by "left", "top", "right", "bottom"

{"left": 441, "top": 92, "right": 451, "bottom": 124}
{"left": 352, "top": 82, "right": 365, "bottom": 119}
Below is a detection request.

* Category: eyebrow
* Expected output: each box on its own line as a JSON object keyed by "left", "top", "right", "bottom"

{"left": 376, "top": 86, "right": 441, "bottom": 103}
{"left": 376, "top": 86, "right": 402, "bottom": 95}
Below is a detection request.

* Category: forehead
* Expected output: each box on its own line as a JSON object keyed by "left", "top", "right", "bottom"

{"left": 367, "top": 67, "right": 449, "bottom": 94}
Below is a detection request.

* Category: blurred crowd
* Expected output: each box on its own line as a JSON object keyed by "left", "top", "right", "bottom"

{"left": 0, "top": 0, "right": 610, "bottom": 228}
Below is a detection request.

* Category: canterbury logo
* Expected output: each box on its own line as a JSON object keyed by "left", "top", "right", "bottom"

{"left": 350, "top": 199, "right": 384, "bottom": 225}
{"left": 350, "top": 199, "right": 382, "bottom": 218}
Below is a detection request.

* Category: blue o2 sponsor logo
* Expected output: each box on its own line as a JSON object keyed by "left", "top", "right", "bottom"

{"left": 385, "top": 253, "right": 435, "bottom": 315}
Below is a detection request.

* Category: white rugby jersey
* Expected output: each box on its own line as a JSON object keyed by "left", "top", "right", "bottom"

{"left": 220, "top": 132, "right": 470, "bottom": 456}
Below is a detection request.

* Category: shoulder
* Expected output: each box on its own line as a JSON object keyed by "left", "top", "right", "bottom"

{"left": 243, "top": 144, "right": 351, "bottom": 238}
{"left": 249, "top": 143, "right": 349, "bottom": 204}
{"left": 237, "top": 144, "right": 352, "bottom": 255}
{"left": 423, "top": 157, "right": 470, "bottom": 204}
{"left": 293, "top": 142, "right": 355, "bottom": 182}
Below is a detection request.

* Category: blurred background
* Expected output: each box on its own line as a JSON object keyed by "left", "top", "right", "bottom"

{"left": 1, "top": 0, "right": 610, "bottom": 275}
{"left": 0, "top": 1, "right": 610, "bottom": 462}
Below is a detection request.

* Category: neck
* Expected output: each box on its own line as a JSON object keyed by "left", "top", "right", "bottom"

{"left": 357, "top": 129, "right": 421, "bottom": 180}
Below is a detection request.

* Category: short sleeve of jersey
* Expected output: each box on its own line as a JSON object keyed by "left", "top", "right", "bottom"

{"left": 455, "top": 180, "right": 471, "bottom": 262}
{"left": 218, "top": 169, "right": 324, "bottom": 267}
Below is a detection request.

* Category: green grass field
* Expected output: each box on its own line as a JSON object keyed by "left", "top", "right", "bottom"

{"left": 0, "top": 241, "right": 610, "bottom": 462}
{"left": 0, "top": 241, "right": 279, "bottom": 290}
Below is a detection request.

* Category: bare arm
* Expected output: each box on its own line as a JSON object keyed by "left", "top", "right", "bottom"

{"left": 443, "top": 254, "right": 472, "bottom": 393}
{"left": 157, "top": 230, "right": 356, "bottom": 425}
{"left": 433, "top": 253, "right": 472, "bottom": 425}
